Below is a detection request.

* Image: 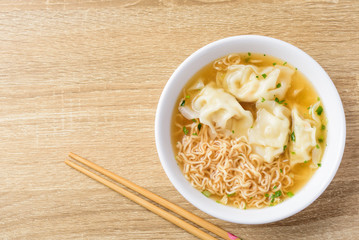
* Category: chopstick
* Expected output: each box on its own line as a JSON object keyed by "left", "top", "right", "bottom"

{"left": 66, "top": 152, "right": 241, "bottom": 240}
{"left": 65, "top": 159, "right": 216, "bottom": 240}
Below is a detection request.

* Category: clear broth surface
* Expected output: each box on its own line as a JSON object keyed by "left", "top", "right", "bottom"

{"left": 171, "top": 53, "right": 327, "bottom": 206}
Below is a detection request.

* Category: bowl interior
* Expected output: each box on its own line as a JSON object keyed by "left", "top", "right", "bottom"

{"left": 155, "top": 35, "right": 346, "bottom": 224}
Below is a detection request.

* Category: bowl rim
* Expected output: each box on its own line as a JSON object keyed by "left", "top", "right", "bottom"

{"left": 155, "top": 35, "right": 346, "bottom": 224}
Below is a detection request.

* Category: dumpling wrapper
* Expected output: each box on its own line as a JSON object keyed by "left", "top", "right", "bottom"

{"left": 248, "top": 100, "right": 291, "bottom": 163}
{"left": 290, "top": 108, "right": 318, "bottom": 166}
{"left": 217, "top": 64, "right": 294, "bottom": 102}
{"left": 190, "top": 83, "right": 253, "bottom": 137}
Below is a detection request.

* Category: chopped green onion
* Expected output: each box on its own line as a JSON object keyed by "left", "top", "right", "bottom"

{"left": 191, "top": 119, "right": 197, "bottom": 122}
{"left": 248, "top": 52, "right": 251, "bottom": 56}
{"left": 256, "top": 75, "right": 259, "bottom": 79}
{"left": 180, "top": 100, "right": 185, "bottom": 106}
{"left": 307, "top": 106, "right": 310, "bottom": 110}
{"left": 185, "top": 95, "right": 190, "bottom": 99}
{"left": 192, "top": 133, "right": 198, "bottom": 136}
{"left": 198, "top": 123, "right": 202, "bottom": 131}
{"left": 264, "top": 54, "right": 266, "bottom": 56}
{"left": 284, "top": 102, "right": 288, "bottom": 106}
{"left": 317, "top": 97, "right": 320, "bottom": 101}
{"left": 283, "top": 62, "right": 287, "bottom": 65}
{"left": 291, "top": 152, "right": 296, "bottom": 155}
{"left": 273, "top": 186, "right": 277, "bottom": 189}
{"left": 276, "top": 83, "right": 281, "bottom": 88}
{"left": 202, "top": 190, "right": 211, "bottom": 197}
{"left": 318, "top": 137, "right": 324, "bottom": 143}
{"left": 321, "top": 124, "right": 326, "bottom": 130}
{"left": 262, "top": 73, "right": 267, "bottom": 79}
{"left": 275, "top": 97, "right": 285, "bottom": 104}
{"left": 316, "top": 144, "right": 320, "bottom": 149}
{"left": 261, "top": 97, "right": 265, "bottom": 102}
{"left": 280, "top": 169, "right": 283, "bottom": 173}
{"left": 273, "top": 62, "right": 277, "bottom": 66}
{"left": 216, "top": 200, "right": 221, "bottom": 204}
{"left": 183, "top": 126, "right": 189, "bottom": 135}
{"left": 265, "top": 193, "right": 269, "bottom": 197}
{"left": 287, "top": 192, "right": 294, "bottom": 197}
{"left": 316, "top": 106, "right": 323, "bottom": 116}
{"left": 283, "top": 145, "right": 287, "bottom": 151}
{"left": 232, "top": 130, "right": 235, "bottom": 134}
{"left": 304, "top": 160, "right": 308, "bottom": 163}
{"left": 227, "top": 193, "right": 236, "bottom": 197}
{"left": 273, "top": 190, "right": 282, "bottom": 198}
{"left": 295, "top": 67, "right": 298, "bottom": 70}
{"left": 291, "top": 131, "right": 296, "bottom": 142}
{"left": 244, "top": 203, "right": 247, "bottom": 210}
{"left": 318, "top": 163, "right": 322, "bottom": 167}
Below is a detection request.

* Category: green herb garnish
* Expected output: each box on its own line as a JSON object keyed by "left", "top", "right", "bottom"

{"left": 280, "top": 169, "right": 283, "bottom": 173}
{"left": 202, "top": 190, "right": 211, "bottom": 197}
{"left": 321, "top": 124, "right": 326, "bottom": 130}
{"left": 273, "top": 190, "right": 282, "bottom": 198}
{"left": 273, "top": 186, "right": 277, "bottom": 189}
{"left": 316, "top": 106, "right": 323, "bottom": 116}
{"left": 275, "top": 97, "right": 285, "bottom": 104}
{"left": 273, "top": 62, "right": 277, "bottom": 66}
{"left": 248, "top": 52, "right": 251, "bottom": 56}
{"left": 265, "top": 193, "right": 269, "bottom": 198}
{"left": 232, "top": 130, "right": 235, "bottom": 134}
{"left": 291, "top": 131, "right": 296, "bottom": 142}
{"left": 276, "top": 83, "right": 281, "bottom": 88}
{"left": 317, "top": 97, "right": 320, "bottom": 101}
{"left": 283, "top": 62, "right": 287, "bottom": 65}
{"left": 192, "top": 133, "right": 198, "bottom": 136}
{"left": 183, "top": 126, "right": 189, "bottom": 135}
{"left": 185, "top": 95, "right": 190, "bottom": 99}
{"left": 180, "top": 100, "right": 185, "bottom": 106}
{"left": 307, "top": 106, "right": 310, "bottom": 110}
{"left": 287, "top": 192, "right": 294, "bottom": 197}
{"left": 264, "top": 54, "right": 266, "bottom": 56}
{"left": 318, "top": 137, "right": 324, "bottom": 143}
{"left": 318, "top": 163, "right": 322, "bottom": 167}
{"left": 295, "top": 67, "right": 298, "bottom": 70}
{"left": 261, "top": 97, "right": 265, "bottom": 102}
{"left": 291, "top": 152, "right": 296, "bottom": 155}
{"left": 316, "top": 144, "right": 320, "bottom": 149}
{"left": 262, "top": 73, "right": 267, "bottom": 79}
{"left": 256, "top": 75, "right": 259, "bottom": 79}
{"left": 283, "top": 145, "right": 287, "bottom": 151}
{"left": 227, "top": 193, "right": 236, "bottom": 197}
{"left": 191, "top": 119, "right": 197, "bottom": 122}
{"left": 304, "top": 160, "right": 308, "bottom": 163}
{"left": 198, "top": 123, "right": 202, "bottom": 131}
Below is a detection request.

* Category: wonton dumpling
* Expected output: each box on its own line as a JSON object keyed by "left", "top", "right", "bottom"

{"left": 217, "top": 64, "right": 294, "bottom": 102}
{"left": 191, "top": 83, "right": 253, "bottom": 136}
{"left": 290, "top": 108, "right": 317, "bottom": 165}
{"left": 248, "top": 100, "right": 291, "bottom": 163}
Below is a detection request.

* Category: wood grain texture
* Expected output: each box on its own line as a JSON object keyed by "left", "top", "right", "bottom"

{"left": 0, "top": 0, "right": 358, "bottom": 239}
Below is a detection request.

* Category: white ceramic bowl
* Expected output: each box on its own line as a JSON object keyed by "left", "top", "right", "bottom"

{"left": 155, "top": 35, "right": 346, "bottom": 224}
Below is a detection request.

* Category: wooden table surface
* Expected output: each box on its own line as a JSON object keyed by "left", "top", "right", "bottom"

{"left": 1, "top": 0, "right": 358, "bottom": 239}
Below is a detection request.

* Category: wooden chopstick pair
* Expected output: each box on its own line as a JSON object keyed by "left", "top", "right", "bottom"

{"left": 65, "top": 153, "right": 241, "bottom": 240}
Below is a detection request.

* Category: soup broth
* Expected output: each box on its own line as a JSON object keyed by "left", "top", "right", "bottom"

{"left": 172, "top": 53, "right": 327, "bottom": 209}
